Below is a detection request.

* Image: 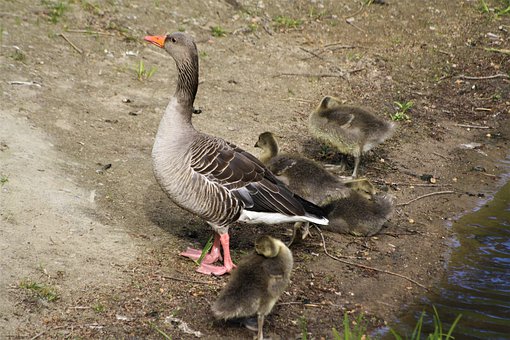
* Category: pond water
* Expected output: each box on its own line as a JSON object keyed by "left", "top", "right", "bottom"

{"left": 387, "top": 176, "right": 510, "bottom": 339}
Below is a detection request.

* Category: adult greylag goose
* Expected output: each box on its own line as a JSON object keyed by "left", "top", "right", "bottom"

{"left": 212, "top": 235, "right": 292, "bottom": 340}
{"left": 309, "top": 96, "right": 395, "bottom": 177}
{"left": 254, "top": 131, "right": 392, "bottom": 239}
{"left": 144, "top": 32, "right": 328, "bottom": 275}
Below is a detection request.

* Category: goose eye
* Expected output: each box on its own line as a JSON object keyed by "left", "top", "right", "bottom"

{"left": 171, "top": 37, "right": 176, "bottom": 43}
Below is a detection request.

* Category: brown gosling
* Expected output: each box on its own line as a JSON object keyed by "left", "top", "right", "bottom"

{"left": 309, "top": 96, "right": 395, "bottom": 177}
{"left": 212, "top": 235, "right": 293, "bottom": 340}
{"left": 321, "top": 191, "right": 394, "bottom": 236}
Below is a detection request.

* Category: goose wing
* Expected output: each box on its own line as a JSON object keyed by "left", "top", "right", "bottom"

{"left": 189, "top": 135, "right": 314, "bottom": 216}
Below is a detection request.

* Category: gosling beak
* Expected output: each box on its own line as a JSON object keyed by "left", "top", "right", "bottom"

{"left": 144, "top": 35, "right": 166, "bottom": 48}
{"left": 254, "top": 141, "right": 260, "bottom": 148}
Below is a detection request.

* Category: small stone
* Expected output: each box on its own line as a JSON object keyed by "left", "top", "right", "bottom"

{"left": 430, "top": 177, "right": 436, "bottom": 184}
{"left": 408, "top": 218, "right": 415, "bottom": 224}
{"left": 452, "top": 177, "right": 458, "bottom": 182}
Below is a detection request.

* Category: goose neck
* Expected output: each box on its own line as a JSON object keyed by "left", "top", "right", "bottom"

{"left": 174, "top": 57, "right": 199, "bottom": 109}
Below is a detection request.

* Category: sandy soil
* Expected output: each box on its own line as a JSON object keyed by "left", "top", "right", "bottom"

{"left": 1, "top": 0, "right": 509, "bottom": 338}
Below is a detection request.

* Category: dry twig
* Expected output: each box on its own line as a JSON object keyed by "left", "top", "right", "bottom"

{"left": 66, "top": 29, "right": 116, "bottom": 36}
{"left": 373, "top": 179, "right": 452, "bottom": 187}
{"left": 455, "top": 123, "right": 490, "bottom": 129}
{"left": 457, "top": 73, "right": 509, "bottom": 80}
{"left": 314, "top": 226, "right": 430, "bottom": 291}
{"left": 157, "top": 274, "right": 220, "bottom": 285}
{"left": 59, "top": 33, "right": 83, "bottom": 54}
{"left": 397, "top": 190, "right": 456, "bottom": 207}
{"left": 275, "top": 72, "right": 346, "bottom": 79}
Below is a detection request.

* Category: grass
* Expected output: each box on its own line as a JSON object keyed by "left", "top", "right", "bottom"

{"left": 136, "top": 60, "right": 157, "bottom": 81}
{"left": 42, "top": 0, "right": 68, "bottom": 24}
{"left": 332, "top": 314, "right": 370, "bottom": 339}
{"left": 11, "top": 49, "right": 26, "bottom": 62}
{"left": 150, "top": 322, "right": 172, "bottom": 340}
{"left": 479, "top": 0, "right": 510, "bottom": 16}
{"left": 273, "top": 15, "right": 302, "bottom": 29}
{"left": 93, "top": 302, "right": 105, "bottom": 313}
{"left": 390, "top": 307, "right": 462, "bottom": 340}
{"left": 390, "top": 100, "right": 413, "bottom": 121}
{"left": 195, "top": 235, "right": 213, "bottom": 265}
{"left": 0, "top": 175, "right": 8, "bottom": 186}
{"left": 19, "top": 279, "right": 59, "bottom": 302}
{"left": 211, "top": 25, "right": 227, "bottom": 37}
{"left": 300, "top": 316, "right": 309, "bottom": 340}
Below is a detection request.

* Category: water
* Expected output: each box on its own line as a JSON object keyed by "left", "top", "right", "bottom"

{"left": 390, "top": 179, "right": 510, "bottom": 339}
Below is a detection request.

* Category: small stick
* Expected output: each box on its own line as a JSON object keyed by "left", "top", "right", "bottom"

{"left": 30, "top": 331, "right": 46, "bottom": 340}
{"left": 323, "top": 42, "right": 357, "bottom": 49}
{"left": 432, "top": 151, "right": 450, "bottom": 160}
{"left": 474, "top": 107, "right": 492, "bottom": 112}
{"left": 457, "top": 74, "right": 509, "bottom": 80}
{"left": 455, "top": 123, "right": 490, "bottom": 129}
{"left": 157, "top": 274, "right": 220, "bottom": 285}
{"left": 275, "top": 72, "right": 346, "bottom": 78}
{"left": 314, "top": 226, "right": 430, "bottom": 291}
{"left": 281, "top": 97, "right": 315, "bottom": 103}
{"left": 373, "top": 180, "right": 452, "bottom": 188}
{"left": 484, "top": 47, "right": 510, "bottom": 55}
{"left": 59, "top": 33, "right": 83, "bottom": 54}
{"left": 397, "top": 190, "right": 456, "bottom": 207}
{"left": 7, "top": 81, "right": 42, "bottom": 87}
{"left": 299, "top": 47, "right": 325, "bottom": 60}
{"left": 66, "top": 29, "right": 116, "bottom": 36}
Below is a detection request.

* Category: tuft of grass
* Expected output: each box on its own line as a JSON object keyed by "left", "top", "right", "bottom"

{"left": 1, "top": 175, "right": 8, "bottom": 186}
{"left": 211, "top": 25, "right": 227, "bottom": 37}
{"left": 19, "top": 279, "right": 59, "bottom": 302}
{"left": 42, "top": 0, "right": 68, "bottom": 24}
{"left": 93, "top": 302, "right": 105, "bottom": 313}
{"left": 300, "top": 316, "right": 309, "bottom": 340}
{"left": 390, "top": 100, "right": 413, "bottom": 121}
{"left": 479, "top": 0, "right": 510, "bottom": 16}
{"left": 11, "top": 49, "right": 26, "bottom": 62}
{"left": 390, "top": 306, "right": 462, "bottom": 340}
{"left": 479, "top": 0, "right": 490, "bottom": 13}
{"left": 332, "top": 313, "right": 370, "bottom": 340}
{"left": 136, "top": 60, "right": 157, "bottom": 81}
{"left": 274, "top": 15, "right": 302, "bottom": 29}
{"left": 150, "top": 322, "right": 172, "bottom": 340}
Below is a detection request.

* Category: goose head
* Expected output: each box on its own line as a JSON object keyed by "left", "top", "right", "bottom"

{"left": 254, "top": 131, "right": 279, "bottom": 163}
{"left": 255, "top": 235, "right": 282, "bottom": 258}
{"left": 144, "top": 32, "right": 199, "bottom": 109}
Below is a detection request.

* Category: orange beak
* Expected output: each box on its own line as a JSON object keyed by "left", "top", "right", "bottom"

{"left": 144, "top": 35, "right": 166, "bottom": 48}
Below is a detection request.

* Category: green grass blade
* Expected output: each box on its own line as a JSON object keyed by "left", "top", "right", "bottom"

{"left": 194, "top": 235, "right": 213, "bottom": 265}
{"left": 411, "top": 311, "right": 425, "bottom": 339}
{"left": 445, "top": 314, "right": 462, "bottom": 339}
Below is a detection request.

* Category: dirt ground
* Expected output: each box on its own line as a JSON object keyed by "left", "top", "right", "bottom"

{"left": 1, "top": 0, "right": 509, "bottom": 338}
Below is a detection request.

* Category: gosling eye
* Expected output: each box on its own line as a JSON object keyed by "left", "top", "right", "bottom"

{"left": 170, "top": 37, "right": 176, "bottom": 43}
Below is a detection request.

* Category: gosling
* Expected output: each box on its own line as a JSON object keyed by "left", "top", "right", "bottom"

{"left": 309, "top": 96, "right": 395, "bottom": 177}
{"left": 212, "top": 235, "right": 293, "bottom": 340}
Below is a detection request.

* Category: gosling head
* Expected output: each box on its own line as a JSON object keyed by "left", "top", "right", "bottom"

{"left": 254, "top": 132, "right": 279, "bottom": 162}
{"left": 318, "top": 96, "right": 342, "bottom": 111}
{"left": 255, "top": 235, "right": 282, "bottom": 258}
{"left": 345, "top": 177, "right": 376, "bottom": 200}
